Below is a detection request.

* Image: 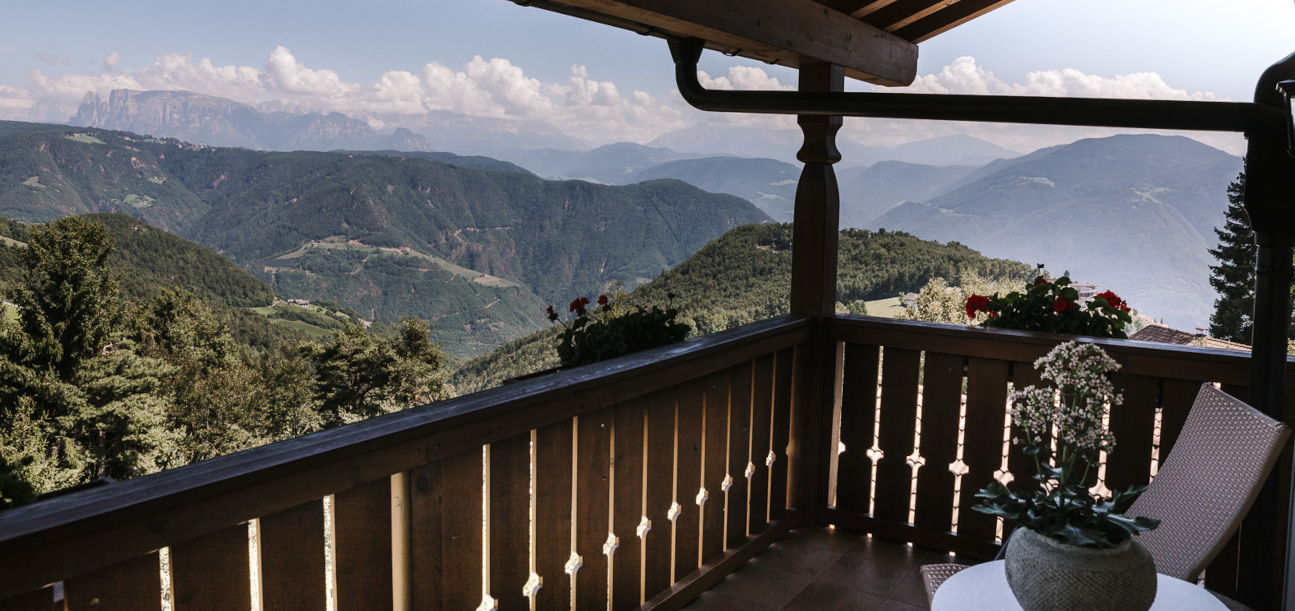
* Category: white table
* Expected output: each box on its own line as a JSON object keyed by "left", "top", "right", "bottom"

{"left": 930, "top": 561, "right": 1228, "bottom": 610}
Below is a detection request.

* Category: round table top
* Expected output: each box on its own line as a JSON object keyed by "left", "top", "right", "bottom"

{"left": 930, "top": 561, "right": 1228, "bottom": 611}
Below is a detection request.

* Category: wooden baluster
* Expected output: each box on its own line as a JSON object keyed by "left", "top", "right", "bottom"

{"left": 533, "top": 421, "right": 574, "bottom": 611}
{"left": 259, "top": 499, "right": 327, "bottom": 611}
{"left": 770, "top": 348, "right": 794, "bottom": 520}
{"left": 701, "top": 369, "right": 730, "bottom": 561}
{"left": 673, "top": 380, "right": 705, "bottom": 582}
{"left": 64, "top": 553, "right": 160, "bottom": 611}
{"left": 575, "top": 407, "right": 613, "bottom": 609}
{"left": 439, "top": 449, "right": 486, "bottom": 610}
{"left": 726, "top": 362, "right": 754, "bottom": 547}
{"left": 410, "top": 461, "right": 444, "bottom": 609}
{"left": 612, "top": 398, "right": 646, "bottom": 610}
{"left": 835, "top": 343, "right": 879, "bottom": 515}
{"left": 1157, "top": 379, "right": 1200, "bottom": 460}
{"left": 490, "top": 433, "right": 531, "bottom": 611}
{"left": 874, "top": 347, "right": 921, "bottom": 524}
{"left": 1002, "top": 359, "right": 1045, "bottom": 541}
{"left": 1103, "top": 374, "right": 1160, "bottom": 492}
{"left": 171, "top": 524, "right": 251, "bottom": 611}
{"left": 958, "top": 358, "right": 1010, "bottom": 543}
{"left": 913, "top": 352, "right": 963, "bottom": 534}
{"left": 332, "top": 478, "right": 393, "bottom": 611}
{"left": 642, "top": 390, "right": 676, "bottom": 597}
{"left": 749, "top": 355, "right": 774, "bottom": 532}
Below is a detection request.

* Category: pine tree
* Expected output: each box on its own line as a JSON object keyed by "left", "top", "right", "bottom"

{"left": 1207, "top": 174, "right": 1255, "bottom": 343}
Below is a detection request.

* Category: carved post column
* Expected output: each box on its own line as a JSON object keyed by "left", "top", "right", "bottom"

{"left": 788, "top": 62, "right": 844, "bottom": 523}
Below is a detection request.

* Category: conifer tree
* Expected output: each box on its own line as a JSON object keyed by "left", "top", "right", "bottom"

{"left": 1208, "top": 174, "right": 1256, "bottom": 343}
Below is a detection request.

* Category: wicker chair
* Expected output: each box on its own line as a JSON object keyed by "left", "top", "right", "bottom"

{"left": 920, "top": 383, "right": 1291, "bottom": 608}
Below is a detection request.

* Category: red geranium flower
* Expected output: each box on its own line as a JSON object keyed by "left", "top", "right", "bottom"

{"left": 1053, "top": 297, "right": 1075, "bottom": 313}
{"left": 1034, "top": 277, "right": 1050, "bottom": 286}
{"left": 569, "top": 297, "right": 590, "bottom": 314}
{"left": 966, "top": 294, "right": 991, "bottom": 319}
{"left": 546, "top": 305, "right": 558, "bottom": 321}
{"left": 598, "top": 294, "right": 608, "bottom": 306}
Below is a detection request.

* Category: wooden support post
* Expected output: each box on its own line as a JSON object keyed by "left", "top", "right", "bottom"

{"left": 790, "top": 62, "right": 843, "bottom": 524}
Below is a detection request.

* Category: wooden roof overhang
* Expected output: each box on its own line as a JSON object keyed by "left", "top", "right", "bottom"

{"left": 510, "top": 0, "right": 1017, "bottom": 86}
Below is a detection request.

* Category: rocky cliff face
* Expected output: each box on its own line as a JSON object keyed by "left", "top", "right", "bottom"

{"left": 72, "top": 89, "right": 433, "bottom": 152}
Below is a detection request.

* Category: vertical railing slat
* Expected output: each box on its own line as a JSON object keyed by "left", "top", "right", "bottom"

{"left": 333, "top": 478, "right": 394, "bottom": 611}
{"left": 259, "top": 499, "right": 327, "bottom": 611}
{"left": 410, "top": 461, "right": 444, "bottom": 609}
{"left": 874, "top": 347, "right": 921, "bottom": 523}
{"left": 958, "top": 357, "right": 1009, "bottom": 542}
{"left": 440, "top": 449, "right": 486, "bottom": 610}
{"left": 534, "top": 420, "right": 574, "bottom": 611}
{"left": 171, "top": 524, "right": 251, "bottom": 611}
{"left": 701, "top": 369, "right": 730, "bottom": 562}
{"left": 835, "top": 343, "right": 880, "bottom": 514}
{"left": 575, "top": 407, "right": 613, "bottom": 608}
{"left": 769, "top": 348, "right": 794, "bottom": 520}
{"left": 1003, "top": 359, "right": 1046, "bottom": 541}
{"left": 1104, "top": 374, "right": 1160, "bottom": 492}
{"left": 1158, "top": 379, "right": 1200, "bottom": 461}
{"left": 612, "top": 398, "right": 646, "bottom": 611}
{"left": 749, "top": 355, "right": 774, "bottom": 533}
{"left": 673, "top": 379, "right": 705, "bottom": 581}
{"left": 64, "top": 552, "right": 161, "bottom": 611}
{"left": 490, "top": 433, "right": 532, "bottom": 611}
{"left": 642, "top": 389, "right": 676, "bottom": 597}
{"left": 726, "top": 361, "right": 754, "bottom": 547}
{"left": 913, "top": 352, "right": 963, "bottom": 533}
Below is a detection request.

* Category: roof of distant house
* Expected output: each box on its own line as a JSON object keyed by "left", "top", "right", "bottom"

{"left": 1130, "top": 323, "right": 1251, "bottom": 352}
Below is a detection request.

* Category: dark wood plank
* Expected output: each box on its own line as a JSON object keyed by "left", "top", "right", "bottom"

{"left": 409, "top": 461, "right": 445, "bottom": 610}
{"left": 749, "top": 355, "right": 775, "bottom": 532}
{"left": 913, "top": 352, "right": 963, "bottom": 533}
{"left": 835, "top": 343, "right": 880, "bottom": 514}
{"left": 873, "top": 347, "right": 921, "bottom": 524}
{"left": 612, "top": 398, "right": 647, "bottom": 610}
{"left": 332, "top": 478, "right": 393, "bottom": 611}
{"left": 64, "top": 553, "right": 159, "bottom": 611}
{"left": 1104, "top": 374, "right": 1160, "bottom": 493}
{"left": 769, "top": 348, "right": 794, "bottom": 520}
{"left": 701, "top": 370, "right": 730, "bottom": 562}
{"left": 726, "top": 362, "right": 753, "bottom": 547}
{"left": 957, "top": 358, "right": 1010, "bottom": 542}
{"left": 642, "top": 389, "right": 676, "bottom": 598}
{"left": 171, "top": 524, "right": 250, "bottom": 611}
{"left": 259, "top": 499, "right": 327, "bottom": 611}
{"left": 490, "top": 434, "right": 532, "bottom": 611}
{"left": 534, "top": 420, "right": 574, "bottom": 611}
{"left": 674, "top": 379, "right": 705, "bottom": 581}
{"left": 1206, "top": 530, "right": 1242, "bottom": 597}
{"left": 576, "top": 406, "right": 614, "bottom": 609}
{"left": 0, "top": 586, "right": 53, "bottom": 611}
{"left": 1157, "top": 379, "right": 1201, "bottom": 462}
{"left": 440, "top": 449, "right": 485, "bottom": 610}
{"left": 894, "top": 0, "right": 1017, "bottom": 42}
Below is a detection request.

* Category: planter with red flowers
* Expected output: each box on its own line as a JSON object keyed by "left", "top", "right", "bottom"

{"left": 546, "top": 290, "right": 691, "bottom": 368}
{"left": 964, "top": 265, "right": 1135, "bottom": 339}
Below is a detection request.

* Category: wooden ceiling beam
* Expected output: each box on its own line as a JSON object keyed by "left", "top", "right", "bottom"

{"left": 860, "top": 0, "right": 959, "bottom": 32}
{"left": 895, "top": 0, "right": 1017, "bottom": 42}
{"left": 534, "top": 0, "right": 918, "bottom": 85}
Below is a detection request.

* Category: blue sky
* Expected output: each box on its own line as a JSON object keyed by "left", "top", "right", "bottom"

{"left": 2, "top": 0, "right": 1291, "bottom": 154}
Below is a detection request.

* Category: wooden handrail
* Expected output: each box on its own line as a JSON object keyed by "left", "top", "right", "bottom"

{"left": 0, "top": 314, "right": 810, "bottom": 601}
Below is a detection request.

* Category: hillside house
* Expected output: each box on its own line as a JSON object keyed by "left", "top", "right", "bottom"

{"left": 2, "top": 2, "right": 1294, "bottom": 611}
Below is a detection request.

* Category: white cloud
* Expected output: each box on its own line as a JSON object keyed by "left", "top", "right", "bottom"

{"left": 697, "top": 66, "right": 793, "bottom": 91}
{"left": 892, "top": 56, "right": 1225, "bottom": 101}
{"left": 262, "top": 46, "right": 356, "bottom": 98}
{"left": 103, "top": 51, "right": 121, "bottom": 73}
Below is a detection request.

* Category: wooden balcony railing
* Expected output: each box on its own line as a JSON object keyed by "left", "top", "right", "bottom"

{"left": 821, "top": 315, "right": 1295, "bottom": 602}
{"left": 3, "top": 314, "right": 1292, "bottom": 610}
{"left": 0, "top": 315, "right": 811, "bottom": 611}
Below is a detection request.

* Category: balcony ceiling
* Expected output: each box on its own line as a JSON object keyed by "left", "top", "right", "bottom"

{"left": 512, "top": 0, "right": 1017, "bottom": 86}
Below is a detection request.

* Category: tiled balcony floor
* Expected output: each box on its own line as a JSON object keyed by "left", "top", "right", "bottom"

{"left": 683, "top": 528, "right": 967, "bottom": 611}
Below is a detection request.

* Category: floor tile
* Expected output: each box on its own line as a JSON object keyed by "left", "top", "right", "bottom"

{"left": 886, "top": 568, "right": 932, "bottom": 608}
{"left": 698, "top": 559, "right": 812, "bottom": 609}
{"left": 745, "top": 540, "right": 848, "bottom": 578}
{"left": 780, "top": 578, "right": 887, "bottom": 611}
{"left": 875, "top": 600, "right": 926, "bottom": 611}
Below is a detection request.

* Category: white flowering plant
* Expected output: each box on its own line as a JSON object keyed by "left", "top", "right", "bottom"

{"left": 973, "top": 341, "right": 1160, "bottom": 548}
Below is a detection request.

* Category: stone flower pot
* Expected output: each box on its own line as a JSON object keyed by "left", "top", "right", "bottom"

{"left": 1004, "top": 527, "right": 1157, "bottom": 611}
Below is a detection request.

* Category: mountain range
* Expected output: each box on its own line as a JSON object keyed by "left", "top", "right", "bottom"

{"left": 872, "top": 134, "right": 1241, "bottom": 329}
{"left": 0, "top": 120, "right": 767, "bottom": 355}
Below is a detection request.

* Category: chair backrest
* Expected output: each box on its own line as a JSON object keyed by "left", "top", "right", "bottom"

{"left": 1127, "top": 383, "right": 1290, "bottom": 581}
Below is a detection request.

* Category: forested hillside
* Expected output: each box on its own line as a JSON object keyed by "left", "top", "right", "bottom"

{"left": 451, "top": 223, "right": 1032, "bottom": 392}
{"left": 0, "top": 121, "right": 768, "bottom": 355}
